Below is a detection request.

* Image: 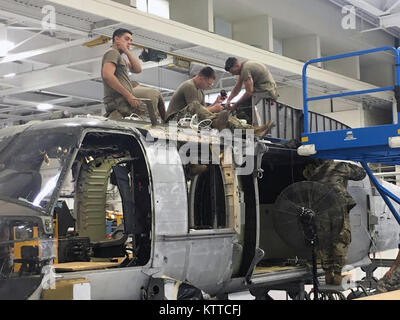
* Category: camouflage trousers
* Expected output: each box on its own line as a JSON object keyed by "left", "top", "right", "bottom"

{"left": 169, "top": 101, "right": 252, "bottom": 130}
{"left": 235, "top": 97, "right": 253, "bottom": 125}
{"left": 376, "top": 266, "right": 400, "bottom": 293}
{"left": 235, "top": 89, "right": 278, "bottom": 125}
{"left": 317, "top": 211, "right": 351, "bottom": 274}
{"left": 104, "top": 96, "right": 149, "bottom": 118}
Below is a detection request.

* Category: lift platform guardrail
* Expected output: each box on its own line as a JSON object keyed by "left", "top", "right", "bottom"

{"left": 298, "top": 46, "right": 400, "bottom": 226}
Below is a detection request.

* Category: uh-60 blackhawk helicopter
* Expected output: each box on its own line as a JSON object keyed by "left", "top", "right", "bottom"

{"left": 0, "top": 97, "right": 398, "bottom": 300}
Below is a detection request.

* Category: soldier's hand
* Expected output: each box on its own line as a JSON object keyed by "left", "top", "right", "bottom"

{"left": 127, "top": 96, "right": 140, "bottom": 108}
{"left": 215, "top": 95, "right": 225, "bottom": 104}
{"left": 121, "top": 44, "right": 132, "bottom": 55}
{"left": 213, "top": 103, "right": 224, "bottom": 113}
{"left": 115, "top": 39, "right": 131, "bottom": 55}
{"left": 384, "top": 269, "right": 393, "bottom": 279}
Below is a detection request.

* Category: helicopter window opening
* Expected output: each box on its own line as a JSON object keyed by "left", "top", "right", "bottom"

{"left": 190, "top": 165, "right": 227, "bottom": 229}
{"left": 54, "top": 132, "right": 152, "bottom": 268}
{"left": 0, "top": 130, "right": 75, "bottom": 209}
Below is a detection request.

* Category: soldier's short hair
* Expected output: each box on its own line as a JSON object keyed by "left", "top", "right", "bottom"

{"left": 198, "top": 67, "right": 216, "bottom": 79}
{"left": 225, "top": 57, "right": 238, "bottom": 72}
{"left": 112, "top": 28, "right": 133, "bottom": 42}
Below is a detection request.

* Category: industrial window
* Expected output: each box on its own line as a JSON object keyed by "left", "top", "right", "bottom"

{"left": 136, "top": 0, "right": 170, "bottom": 19}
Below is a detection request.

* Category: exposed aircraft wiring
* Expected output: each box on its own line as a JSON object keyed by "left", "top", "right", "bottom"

{"left": 177, "top": 115, "right": 212, "bottom": 131}
{"left": 126, "top": 113, "right": 144, "bottom": 121}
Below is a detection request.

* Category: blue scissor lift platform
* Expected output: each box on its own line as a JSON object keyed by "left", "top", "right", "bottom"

{"left": 298, "top": 46, "right": 400, "bottom": 225}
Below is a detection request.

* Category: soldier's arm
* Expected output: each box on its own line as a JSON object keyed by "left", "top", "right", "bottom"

{"left": 226, "top": 77, "right": 243, "bottom": 105}
{"left": 384, "top": 249, "right": 400, "bottom": 278}
{"left": 347, "top": 163, "right": 367, "bottom": 181}
{"left": 102, "top": 62, "right": 136, "bottom": 101}
{"left": 234, "top": 77, "right": 254, "bottom": 106}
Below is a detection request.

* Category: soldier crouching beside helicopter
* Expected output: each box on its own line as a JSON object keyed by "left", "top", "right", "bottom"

{"left": 376, "top": 233, "right": 400, "bottom": 293}
{"left": 303, "top": 159, "right": 366, "bottom": 285}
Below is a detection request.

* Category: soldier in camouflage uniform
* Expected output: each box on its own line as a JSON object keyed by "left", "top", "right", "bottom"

{"left": 376, "top": 234, "right": 400, "bottom": 293}
{"left": 304, "top": 159, "right": 366, "bottom": 285}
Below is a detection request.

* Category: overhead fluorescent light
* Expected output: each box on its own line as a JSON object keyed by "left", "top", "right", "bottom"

{"left": 37, "top": 103, "right": 54, "bottom": 111}
{"left": 3, "top": 73, "right": 16, "bottom": 78}
{"left": 0, "top": 40, "right": 15, "bottom": 57}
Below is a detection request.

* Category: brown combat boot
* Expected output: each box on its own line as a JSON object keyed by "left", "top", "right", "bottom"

{"left": 211, "top": 110, "right": 229, "bottom": 131}
{"left": 253, "top": 120, "right": 275, "bottom": 137}
{"left": 332, "top": 273, "right": 344, "bottom": 286}
{"left": 107, "top": 110, "right": 124, "bottom": 120}
{"left": 325, "top": 271, "right": 334, "bottom": 285}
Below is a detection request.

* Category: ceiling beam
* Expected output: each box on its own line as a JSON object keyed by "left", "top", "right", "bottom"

{"left": 345, "top": 0, "right": 385, "bottom": 16}
{"left": 0, "top": 55, "right": 175, "bottom": 98}
{"left": 0, "top": 68, "right": 94, "bottom": 97}
{"left": 0, "top": 1, "right": 89, "bottom": 36}
{"left": 0, "top": 37, "right": 91, "bottom": 65}
{"left": 380, "top": 11, "right": 400, "bottom": 28}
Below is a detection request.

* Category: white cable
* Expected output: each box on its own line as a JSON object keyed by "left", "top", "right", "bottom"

{"left": 197, "top": 119, "right": 212, "bottom": 129}
{"left": 126, "top": 113, "right": 144, "bottom": 121}
{"left": 177, "top": 117, "right": 192, "bottom": 127}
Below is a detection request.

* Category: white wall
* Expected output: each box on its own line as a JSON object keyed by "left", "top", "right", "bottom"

{"left": 324, "top": 56, "right": 360, "bottom": 80}
{"left": 214, "top": 16, "right": 232, "bottom": 39}
{"left": 232, "top": 15, "right": 273, "bottom": 51}
{"left": 361, "top": 63, "right": 395, "bottom": 88}
{"left": 277, "top": 85, "right": 361, "bottom": 113}
{"left": 324, "top": 109, "right": 362, "bottom": 128}
{"left": 169, "top": 0, "right": 213, "bottom": 32}
{"left": 362, "top": 107, "right": 393, "bottom": 126}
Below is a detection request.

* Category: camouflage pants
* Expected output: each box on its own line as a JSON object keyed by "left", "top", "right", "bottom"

{"left": 132, "top": 86, "right": 165, "bottom": 121}
{"left": 235, "top": 89, "right": 278, "bottom": 125}
{"left": 235, "top": 97, "right": 253, "bottom": 125}
{"left": 104, "top": 96, "right": 149, "bottom": 118}
{"left": 376, "top": 266, "right": 400, "bottom": 293}
{"left": 169, "top": 101, "right": 252, "bottom": 130}
{"left": 317, "top": 211, "right": 351, "bottom": 274}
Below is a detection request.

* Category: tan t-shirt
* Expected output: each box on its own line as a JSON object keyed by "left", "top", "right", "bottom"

{"left": 166, "top": 78, "right": 204, "bottom": 120}
{"left": 102, "top": 48, "right": 135, "bottom": 105}
{"left": 240, "top": 60, "right": 278, "bottom": 99}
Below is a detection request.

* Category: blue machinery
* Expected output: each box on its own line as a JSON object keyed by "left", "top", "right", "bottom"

{"left": 299, "top": 46, "right": 400, "bottom": 225}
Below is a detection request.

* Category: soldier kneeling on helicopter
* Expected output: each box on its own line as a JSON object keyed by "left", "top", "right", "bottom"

{"left": 303, "top": 159, "right": 366, "bottom": 285}
{"left": 165, "top": 66, "right": 275, "bottom": 137}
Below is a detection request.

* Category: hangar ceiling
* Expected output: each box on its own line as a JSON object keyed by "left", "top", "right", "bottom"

{"left": 0, "top": 0, "right": 397, "bottom": 126}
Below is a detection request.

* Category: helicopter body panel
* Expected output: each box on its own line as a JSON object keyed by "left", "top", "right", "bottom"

{"left": 0, "top": 117, "right": 398, "bottom": 299}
